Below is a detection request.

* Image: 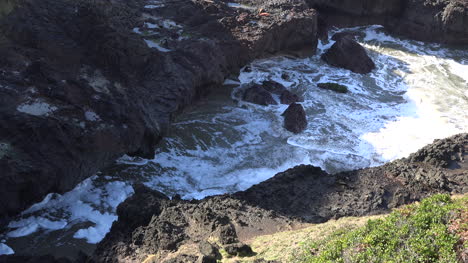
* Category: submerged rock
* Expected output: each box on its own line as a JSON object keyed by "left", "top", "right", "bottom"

{"left": 321, "top": 37, "right": 375, "bottom": 74}
{"left": 243, "top": 86, "right": 278, "bottom": 106}
{"left": 317, "top": 82, "right": 348, "bottom": 93}
{"left": 280, "top": 90, "right": 302, "bottom": 104}
{"left": 263, "top": 80, "right": 303, "bottom": 104}
{"left": 261, "top": 80, "right": 288, "bottom": 95}
{"left": 282, "top": 103, "right": 307, "bottom": 133}
{"left": 241, "top": 80, "right": 302, "bottom": 106}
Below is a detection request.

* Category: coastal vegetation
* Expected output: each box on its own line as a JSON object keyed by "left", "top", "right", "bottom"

{"left": 233, "top": 194, "right": 468, "bottom": 263}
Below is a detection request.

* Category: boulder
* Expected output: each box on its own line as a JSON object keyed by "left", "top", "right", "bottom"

{"left": 242, "top": 86, "right": 278, "bottom": 106}
{"left": 199, "top": 241, "right": 221, "bottom": 260}
{"left": 282, "top": 103, "right": 307, "bottom": 133}
{"left": 223, "top": 243, "right": 254, "bottom": 257}
{"left": 261, "top": 80, "right": 302, "bottom": 104}
{"left": 261, "top": 80, "right": 288, "bottom": 95}
{"left": 280, "top": 90, "right": 302, "bottom": 104}
{"left": 321, "top": 37, "right": 375, "bottom": 74}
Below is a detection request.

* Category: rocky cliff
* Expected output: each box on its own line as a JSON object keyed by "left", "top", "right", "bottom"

{"left": 309, "top": 0, "right": 468, "bottom": 44}
{"left": 1, "top": 0, "right": 467, "bottom": 234}
{"left": 0, "top": 0, "right": 318, "bottom": 222}
{"left": 86, "top": 133, "right": 467, "bottom": 263}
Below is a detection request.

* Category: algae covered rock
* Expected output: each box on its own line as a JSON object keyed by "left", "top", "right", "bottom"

{"left": 317, "top": 82, "right": 348, "bottom": 93}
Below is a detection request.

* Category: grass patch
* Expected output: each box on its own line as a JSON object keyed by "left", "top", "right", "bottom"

{"left": 317, "top": 83, "right": 348, "bottom": 93}
{"left": 298, "top": 194, "right": 468, "bottom": 263}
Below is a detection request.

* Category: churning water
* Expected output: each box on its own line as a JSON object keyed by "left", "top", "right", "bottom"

{"left": 1, "top": 25, "right": 467, "bottom": 257}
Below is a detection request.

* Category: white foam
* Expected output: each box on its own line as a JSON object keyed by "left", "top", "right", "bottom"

{"left": 17, "top": 100, "right": 57, "bottom": 117}
{"left": 7, "top": 217, "right": 67, "bottom": 238}
{"left": 117, "top": 154, "right": 150, "bottom": 165}
{"left": 85, "top": 111, "right": 100, "bottom": 122}
{"left": 144, "top": 39, "right": 171, "bottom": 52}
{"left": 0, "top": 243, "right": 14, "bottom": 255}
{"left": 144, "top": 4, "right": 163, "bottom": 9}
{"left": 6, "top": 177, "right": 134, "bottom": 244}
{"left": 145, "top": 22, "right": 159, "bottom": 29}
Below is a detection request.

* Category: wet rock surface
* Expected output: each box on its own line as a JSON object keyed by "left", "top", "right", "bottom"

{"left": 239, "top": 80, "right": 302, "bottom": 106}
{"left": 321, "top": 37, "right": 375, "bottom": 74}
{"left": 282, "top": 103, "right": 308, "bottom": 134}
{"left": 307, "top": 0, "right": 468, "bottom": 44}
{"left": 0, "top": 0, "right": 318, "bottom": 221}
{"left": 242, "top": 86, "right": 278, "bottom": 106}
{"left": 88, "top": 134, "right": 467, "bottom": 263}
{"left": 385, "top": 0, "right": 468, "bottom": 44}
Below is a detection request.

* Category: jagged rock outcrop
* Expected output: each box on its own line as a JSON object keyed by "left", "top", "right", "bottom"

{"left": 306, "top": 0, "right": 403, "bottom": 17}
{"left": 307, "top": 0, "right": 468, "bottom": 44}
{"left": 0, "top": 0, "right": 318, "bottom": 221}
{"left": 91, "top": 184, "right": 299, "bottom": 263}
{"left": 240, "top": 80, "right": 302, "bottom": 106}
{"left": 321, "top": 37, "right": 375, "bottom": 73}
{"left": 87, "top": 133, "right": 467, "bottom": 263}
{"left": 385, "top": 0, "right": 468, "bottom": 44}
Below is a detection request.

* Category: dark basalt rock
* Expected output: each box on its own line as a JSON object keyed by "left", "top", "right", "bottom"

{"left": 0, "top": 0, "right": 318, "bottom": 221}
{"left": 307, "top": 0, "right": 468, "bottom": 44}
{"left": 261, "top": 80, "right": 303, "bottom": 104}
{"left": 306, "top": 0, "right": 403, "bottom": 17}
{"left": 261, "top": 80, "right": 288, "bottom": 95}
{"left": 331, "top": 31, "right": 366, "bottom": 41}
{"left": 243, "top": 86, "right": 278, "bottom": 106}
{"left": 408, "top": 134, "right": 466, "bottom": 168}
{"left": 89, "top": 133, "right": 467, "bottom": 263}
{"left": 282, "top": 103, "right": 307, "bottom": 133}
{"left": 280, "top": 90, "right": 302, "bottom": 104}
{"left": 91, "top": 185, "right": 295, "bottom": 262}
{"left": 321, "top": 37, "right": 375, "bottom": 74}
{"left": 385, "top": 0, "right": 468, "bottom": 44}
{"left": 0, "top": 255, "right": 72, "bottom": 263}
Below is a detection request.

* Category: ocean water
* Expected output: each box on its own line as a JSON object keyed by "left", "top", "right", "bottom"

{"left": 1, "top": 25, "right": 467, "bottom": 257}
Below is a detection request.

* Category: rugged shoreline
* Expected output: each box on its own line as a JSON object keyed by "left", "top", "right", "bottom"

{"left": 1, "top": 133, "right": 466, "bottom": 262}
{"left": 1, "top": 0, "right": 467, "bottom": 224}
{"left": 86, "top": 133, "right": 467, "bottom": 263}
{"left": 0, "top": 0, "right": 319, "bottom": 221}
{"left": 0, "top": 0, "right": 468, "bottom": 261}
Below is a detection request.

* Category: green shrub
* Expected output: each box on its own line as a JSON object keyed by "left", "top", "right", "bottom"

{"left": 298, "top": 194, "right": 467, "bottom": 263}
{"left": 317, "top": 83, "right": 348, "bottom": 93}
